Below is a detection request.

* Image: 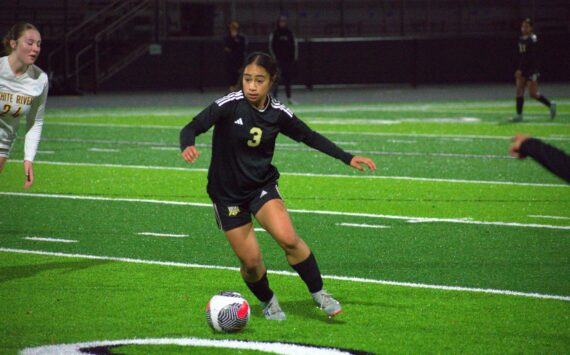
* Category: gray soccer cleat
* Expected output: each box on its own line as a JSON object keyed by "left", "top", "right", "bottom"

{"left": 550, "top": 102, "right": 557, "bottom": 119}
{"left": 261, "top": 295, "right": 286, "bottom": 321}
{"left": 507, "top": 114, "right": 523, "bottom": 123}
{"left": 312, "top": 290, "right": 342, "bottom": 317}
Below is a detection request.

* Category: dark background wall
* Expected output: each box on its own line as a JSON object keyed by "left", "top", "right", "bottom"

{"left": 99, "top": 34, "right": 570, "bottom": 91}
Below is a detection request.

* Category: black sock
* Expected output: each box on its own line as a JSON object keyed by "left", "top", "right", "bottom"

{"left": 290, "top": 252, "right": 323, "bottom": 293}
{"left": 244, "top": 272, "right": 273, "bottom": 303}
{"left": 516, "top": 97, "right": 524, "bottom": 115}
{"left": 536, "top": 94, "right": 551, "bottom": 108}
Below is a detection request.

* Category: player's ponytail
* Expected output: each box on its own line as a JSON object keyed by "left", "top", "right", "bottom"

{"left": 239, "top": 52, "right": 280, "bottom": 89}
{"left": 3, "top": 22, "right": 38, "bottom": 55}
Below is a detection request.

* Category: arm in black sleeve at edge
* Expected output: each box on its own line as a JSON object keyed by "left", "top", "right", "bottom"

{"left": 180, "top": 103, "right": 222, "bottom": 151}
{"left": 280, "top": 114, "right": 354, "bottom": 165}
{"left": 520, "top": 138, "right": 570, "bottom": 183}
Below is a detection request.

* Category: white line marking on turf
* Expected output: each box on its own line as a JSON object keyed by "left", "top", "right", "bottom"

{"left": 320, "top": 131, "right": 570, "bottom": 142}
{"left": 306, "top": 117, "right": 482, "bottom": 125}
{"left": 254, "top": 228, "right": 267, "bottom": 232}
{"left": 21, "top": 337, "right": 352, "bottom": 355}
{"left": 23, "top": 237, "right": 78, "bottom": 243}
{"left": 337, "top": 222, "right": 391, "bottom": 229}
{"left": 9, "top": 160, "right": 568, "bottom": 187}
{"left": 2, "top": 192, "right": 570, "bottom": 230}
{"left": 2, "top": 248, "right": 568, "bottom": 302}
{"left": 387, "top": 139, "right": 416, "bottom": 144}
{"left": 136, "top": 232, "right": 189, "bottom": 238}
{"left": 150, "top": 146, "right": 179, "bottom": 151}
{"left": 37, "top": 150, "right": 55, "bottom": 154}
{"left": 528, "top": 215, "right": 570, "bottom": 220}
{"left": 88, "top": 147, "right": 119, "bottom": 153}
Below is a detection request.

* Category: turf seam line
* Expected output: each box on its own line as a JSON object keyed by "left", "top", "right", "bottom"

{"left": 1, "top": 248, "right": 568, "bottom": 302}
{"left": 7, "top": 160, "right": 568, "bottom": 187}
{"left": 2, "top": 191, "right": 569, "bottom": 230}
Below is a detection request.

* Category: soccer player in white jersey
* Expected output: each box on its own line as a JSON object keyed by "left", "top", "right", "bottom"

{"left": 0, "top": 22, "right": 48, "bottom": 189}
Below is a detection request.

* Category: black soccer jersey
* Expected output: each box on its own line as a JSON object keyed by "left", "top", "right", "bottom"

{"left": 180, "top": 91, "right": 353, "bottom": 204}
{"left": 518, "top": 34, "right": 539, "bottom": 74}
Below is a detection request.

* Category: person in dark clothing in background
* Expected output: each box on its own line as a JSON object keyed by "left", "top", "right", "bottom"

{"left": 510, "top": 134, "right": 570, "bottom": 183}
{"left": 511, "top": 18, "right": 556, "bottom": 122}
{"left": 269, "top": 15, "right": 298, "bottom": 105}
{"left": 223, "top": 20, "right": 247, "bottom": 92}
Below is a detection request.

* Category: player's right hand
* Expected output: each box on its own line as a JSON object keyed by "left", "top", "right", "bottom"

{"left": 509, "top": 134, "right": 529, "bottom": 159}
{"left": 181, "top": 146, "right": 200, "bottom": 163}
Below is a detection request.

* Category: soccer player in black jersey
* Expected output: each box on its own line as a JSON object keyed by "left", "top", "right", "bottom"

{"left": 512, "top": 18, "right": 556, "bottom": 122}
{"left": 180, "top": 52, "right": 376, "bottom": 320}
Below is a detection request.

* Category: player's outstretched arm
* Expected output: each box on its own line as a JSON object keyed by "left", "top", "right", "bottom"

{"left": 181, "top": 146, "right": 200, "bottom": 164}
{"left": 350, "top": 156, "right": 376, "bottom": 172}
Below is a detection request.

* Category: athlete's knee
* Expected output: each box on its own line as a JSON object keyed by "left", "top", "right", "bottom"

{"left": 240, "top": 254, "right": 263, "bottom": 276}
{"left": 276, "top": 233, "right": 302, "bottom": 252}
{"left": 530, "top": 91, "right": 540, "bottom": 99}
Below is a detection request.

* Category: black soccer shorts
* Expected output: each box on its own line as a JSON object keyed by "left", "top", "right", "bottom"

{"left": 212, "top": 184, "right": 283, "bottom": 232}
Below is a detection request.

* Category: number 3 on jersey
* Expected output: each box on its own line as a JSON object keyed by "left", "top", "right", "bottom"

{"left": 247, "top": 127, "right": 262, "bottom": 147}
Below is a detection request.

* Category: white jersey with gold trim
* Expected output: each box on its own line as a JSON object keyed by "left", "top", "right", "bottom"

{"left": 0, "top": 55, "right": 48, "bottom": 161}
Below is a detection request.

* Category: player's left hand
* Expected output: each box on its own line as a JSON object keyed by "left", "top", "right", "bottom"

{"left": 350, "top": 156, "right": 376, "bottom": 172}
{"left": 509, "top": 134, "right": 530, "bottom": 159}
{"left": 23, "top": 160, "right": 34, "bottom": 189}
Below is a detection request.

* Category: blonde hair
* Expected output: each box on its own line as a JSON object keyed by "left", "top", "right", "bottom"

{"left": 3, "top": 22, "right": 38, "bottom": 55}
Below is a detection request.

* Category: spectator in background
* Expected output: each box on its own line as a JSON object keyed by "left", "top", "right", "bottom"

{"left": 269, "top": 15, "right": 298, "bottom": 105}
{"left": 223, "top": 20, "right": 247, "bottom": 92}
{"left": 510, "top": 134, "right": 570, "bottom": 183}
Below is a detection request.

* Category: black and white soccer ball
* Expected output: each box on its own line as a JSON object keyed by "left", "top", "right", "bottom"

{"left": 206, "top": 291, "right": 250, "bottom": 333}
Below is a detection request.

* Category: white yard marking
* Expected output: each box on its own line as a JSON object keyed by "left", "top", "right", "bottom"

{"left": 2, "top": 247, "right": 568, "bottom": 302}
{"left": 150, "top": 146, "right": 179, "bottom": 151}
{"left": 386, "top": 139, "right": 416, "bottom": 144}
{"left": 88, "top": 148, "right": 120, "bottom": 153}
{"left": 8, "top": 160, "right": 568, "bottom": 188}
{"left": 254, "top": 228, "right": 267, "bottom": 233}
{"left": 306, "top": 117, "right": 481, "bottom": 125}
{"left": 37, "top": 150, "right": 55, "bottom": 154}
{"left": 337, "top": 222, "right": 391, "bottom": 229}
{"left": 2, "top": 192, "right": 569, "bottom": 230}
{"left": 528, "top": 215, "right": 570, "bottom": 220}
{"left": 136, "top": 232, "right": 189, "bottom": 238}
{"left": 320, "top": 131, "right": 570, "bottom": 142}
{"left": 23, "top": 237, "right": 78, "bottom": 243}
{"left": 21, "top": 337, "right": 353, "bottom": 355}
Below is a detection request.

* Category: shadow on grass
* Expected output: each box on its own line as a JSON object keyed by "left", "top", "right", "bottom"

{"left": 0, "top": 259, "right": 111, "bottom": 283}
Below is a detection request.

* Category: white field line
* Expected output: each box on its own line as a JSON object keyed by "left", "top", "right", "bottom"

{"left": 136, "top": 232, "right": 189, "bottom": 238}
{"left": 21, "top": 338, "right": 350, "bottom": 355}
{"left": 2, "top": 192, "right": 570, "bottom": 230}
{"left": 88, "top": 148, "right": 120, "bottom": 153}
{"left": 8, "top": 160, "right": 568, "bottom": 188}
{"left": 337, "top": 222, "right": 391, "bottom": 229}
{"left": 46, "top": 120, "right": 570, "bottom": 134}
{"left": 387, "top": 139, "right": 416, "bottom": 144}
{"left": 1, "top": 247, "right": 568, "bottom": 302}
{"left": 37, "top": 150, "right": 56, "bottom": 154}
{"left": 23, "top": 237, "right": 78, "bottom": 243}
{"left": 254, "top": 228, "right": 267, "bottom": 232}
{"left": 528, "top": 215, "right": 570, "bottom": 220}
{"left": 319, "top": 131, "right": 570, "bottom": 142}
{"left": 45, "top": 136, "right": 515, "bottom": 160}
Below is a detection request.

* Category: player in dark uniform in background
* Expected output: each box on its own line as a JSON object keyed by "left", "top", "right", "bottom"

{"left": 512, "top": 18, "right": 556, "bottom": 122}
{"left": 223, "top": 20, "right": 247, "bottom": 92}
{"left": 180, "top": 52, "right": 376, "bottom": 320}
{"left": 269, "top": 15, "right": 298, "bottom": 104}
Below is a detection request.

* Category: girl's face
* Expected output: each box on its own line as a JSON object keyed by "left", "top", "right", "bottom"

{"left": 10, "top": 29, "right": 41, "bottom": 66}
{"left": 242, "top": 63, "right": 274, "bottom": 108}
{"left": 521, "top": 22, "right": 532, "bottom": 36}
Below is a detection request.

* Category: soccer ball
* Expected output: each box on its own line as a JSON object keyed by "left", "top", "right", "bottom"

{"left": 206, "top": 291, "right": 250, "bottom": 333}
